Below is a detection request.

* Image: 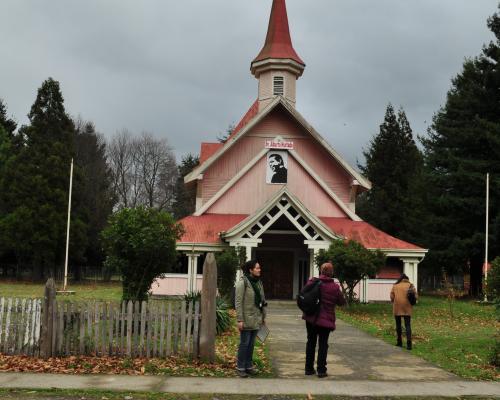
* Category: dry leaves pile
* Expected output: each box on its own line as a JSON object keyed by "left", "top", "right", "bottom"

{"left": 0, "top": 323, "right": 272, "bottom": 377}
{"left": 0, "top": 354, "right": 234, "bottom": 376}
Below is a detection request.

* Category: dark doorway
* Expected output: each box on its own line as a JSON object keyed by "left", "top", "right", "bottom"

{"left": 257, "top": 250, "right": 294, "bottom": 299}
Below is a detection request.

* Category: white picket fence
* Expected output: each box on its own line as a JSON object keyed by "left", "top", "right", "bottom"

{"left": 0, "top": 298, "right": 42, "bottom": 356}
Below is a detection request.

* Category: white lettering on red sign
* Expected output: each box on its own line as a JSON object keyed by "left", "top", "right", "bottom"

{"left": 265, "top": 140, "right": 294, "bottom": 150}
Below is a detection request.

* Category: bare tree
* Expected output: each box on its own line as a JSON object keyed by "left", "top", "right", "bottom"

{"left": 108, "top": 130, "right": 177, "bottom": 211}
{"left": 108, "top": 130, "right": 134, "bottom": 208}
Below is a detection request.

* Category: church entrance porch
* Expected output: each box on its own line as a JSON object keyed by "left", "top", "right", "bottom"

{"left": 258, "top": 250, "right": 294, "bottom": 299}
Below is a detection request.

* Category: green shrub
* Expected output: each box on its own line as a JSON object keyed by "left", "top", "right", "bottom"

{"left": 101, "top": 207, "right": 182, "bottom": 302}
{"left": 216, "top": 297, "right": 231, "bottom": 335}
{"left": 216, "top": 247, "right": 246, "bottom": 301}
{"left": 316, "top": 240, "right": 385, "bottom": 304}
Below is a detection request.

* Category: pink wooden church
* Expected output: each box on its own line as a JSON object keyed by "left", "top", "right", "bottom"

{"left": 152, "top": 0, "right": 427, "bottom": 301}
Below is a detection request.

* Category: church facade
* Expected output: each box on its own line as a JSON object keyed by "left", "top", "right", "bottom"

{"left": 152, "top": 0, "right": 427, "bottom": 300}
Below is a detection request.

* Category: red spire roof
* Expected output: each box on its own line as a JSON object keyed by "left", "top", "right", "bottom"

{"left": 253, "top": 0, "right": 304, "bottom": 66}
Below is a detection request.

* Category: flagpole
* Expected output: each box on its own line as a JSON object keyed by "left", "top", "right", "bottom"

{"left": 63, "top": 158, "right": 74, "bottom": 292}
{"left": 484, "top": 173, "right": 489, "bottom": 302}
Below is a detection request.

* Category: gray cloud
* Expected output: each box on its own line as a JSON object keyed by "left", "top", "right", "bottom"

{"left": 1, "top": 0, "right": 497, "bottom": 166}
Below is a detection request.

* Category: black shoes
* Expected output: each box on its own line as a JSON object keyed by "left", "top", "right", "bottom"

{"left": 237, "top": 369, "right": 248, "bottom": 378}
{"left": 305, "top": 369, "right": 316, "bottom": 376}
{"left": 407, "top": 342, "right": 412, "bottom": 350}
{"left": 246, "top": 368, "right": 258, "bottom": 376}
{"left": 317, "top": 372, "right": 328, "bottom": 378}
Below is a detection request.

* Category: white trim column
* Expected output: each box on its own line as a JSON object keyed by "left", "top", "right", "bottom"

{"left": 305, "top": 241, "right": 330, "bottom": 278}
{"left": 402, "top": 258, "right": 419, "bottom": 291}
{"left": 187, "top": 253, "right": 201, "bottom": 293}
{"left": 309, "top": 249, "right": 318, "bottom": 278}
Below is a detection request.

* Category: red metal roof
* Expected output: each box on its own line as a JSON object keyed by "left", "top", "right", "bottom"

{"left": 200, "top": 142, "right": 223, "bottom": 164}
{"left": 178, "top": 214, "right": 248, "bottom": 244}
{"left": 230, "top": 100, "right": 259, "bottom": 138}
{"left": 320, "top": 218, "right": 424, "bottom": 250}
{"left": 178, "top": 214, "right": 423, "bottom": 251}
{"left": 196, "top": 100, "right": 259, "bottom": 168}
{"left": 252, "top": 0, "right": 304, "bottom": 66}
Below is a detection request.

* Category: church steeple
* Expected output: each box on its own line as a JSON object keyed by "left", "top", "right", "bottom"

{"left": 251, "top": 0, "right": 305, "bottom": 111}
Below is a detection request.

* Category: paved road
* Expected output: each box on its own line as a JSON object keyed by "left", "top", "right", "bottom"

{"left": 266, "top": 301, "right": 459, "bottom": 381}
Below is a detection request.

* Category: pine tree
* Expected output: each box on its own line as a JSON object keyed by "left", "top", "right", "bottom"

{"left": 357, "top": 104, "right": 424, "bottom": 243}
{"left": 1, "top": 78, "right": 88, "bottom": 279}
{"left": 0, "top": 99, "right": 17, "bottom": 136}
{"left": 73, "top": 118, "right": 116, "bottom": 277}
{"left": 172, "top": 154, "right": 199, "bottom": 219}
{"left": 421, "top": 6, "right": 500, "bottom": 296}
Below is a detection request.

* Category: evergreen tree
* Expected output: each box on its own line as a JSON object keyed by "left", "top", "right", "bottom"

{"left": 172, "top": 154, "right": 199, "bottom": 219}
{"left": 421, "top": 6, "right": 500, "bottom": 296}
{"left": 73, "top": 118, "right": 116, "bottom": 277}
{"left": 357, "top": 104, "right": 424, "bottom": 243}
{"left": 0, "top": 78, "right": 88, "bottom": 279}
{"left": 0, "top": 99, "right": 17, "bottom": 136}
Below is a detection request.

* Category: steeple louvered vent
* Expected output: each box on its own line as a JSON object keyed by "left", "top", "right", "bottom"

{"left": 273, "top": 76, "right": 284, "bottom": 96}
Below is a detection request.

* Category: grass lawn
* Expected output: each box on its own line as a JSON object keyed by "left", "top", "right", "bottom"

{"left": 0, "top": 281, "right": 122, "bottom": 302}
{"left": 337, "top": 296, "right": 499, "bottom": 381}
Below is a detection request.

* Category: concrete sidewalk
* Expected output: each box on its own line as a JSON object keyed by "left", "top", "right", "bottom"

{"left": 266, "top": 302, "right": 457, "bottom": 380}
{"left": 0, "top": 373, "right": 499, "bottom": 397}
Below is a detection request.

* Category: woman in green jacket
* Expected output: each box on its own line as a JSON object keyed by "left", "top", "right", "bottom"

{"left": 235, "top": 259, "right": 267, "bottom": 378}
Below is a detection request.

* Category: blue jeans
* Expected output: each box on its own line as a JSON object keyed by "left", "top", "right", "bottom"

{"left": 237, "top": 329, "right": 258, "bottom": 371}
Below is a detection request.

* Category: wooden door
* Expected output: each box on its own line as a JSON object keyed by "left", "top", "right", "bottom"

{"left": 257, "top": 251, "right": 294, "bottom": 299}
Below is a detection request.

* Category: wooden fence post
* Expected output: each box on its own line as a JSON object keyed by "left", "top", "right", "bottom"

{"left": 199, "top": 253, "right": 217, "bottom": 362}
{"left": 40, "top": 278, "right": 56, "bottom": 358}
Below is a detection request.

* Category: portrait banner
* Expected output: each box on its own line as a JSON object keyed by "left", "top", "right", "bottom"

{"left": 266, "top": 151, "right": 288, "bottom": 184}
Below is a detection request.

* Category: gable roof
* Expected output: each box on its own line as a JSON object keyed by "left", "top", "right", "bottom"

{"left": 222, "top": 187, "right": 339, "bottom": 242}
{"left": 200, "top": 143, "right": 223, "bottom": 164}
{"left": 185, "top": 97, "right": 371, "bottom": 191}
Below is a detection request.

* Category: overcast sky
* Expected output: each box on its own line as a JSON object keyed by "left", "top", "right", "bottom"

{"left": 1, "top": 0, "right": 497, "bottom": 166}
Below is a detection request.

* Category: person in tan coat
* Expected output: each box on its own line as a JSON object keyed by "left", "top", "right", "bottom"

{"left": 390, "top": 274, "right": 417, "bottom": 350}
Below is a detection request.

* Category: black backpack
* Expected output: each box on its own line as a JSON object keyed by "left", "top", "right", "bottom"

{"left": 297, "top": 278, "right": 322, "bottom": 316}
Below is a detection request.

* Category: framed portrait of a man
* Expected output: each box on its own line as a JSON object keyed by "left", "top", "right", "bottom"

{"left": 266, "top": 151, "right": 288, "bottom": 184}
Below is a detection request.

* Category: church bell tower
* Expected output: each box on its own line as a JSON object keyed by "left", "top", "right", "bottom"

{"left": 251, "top": 0, "right": 305, "bottom": 111}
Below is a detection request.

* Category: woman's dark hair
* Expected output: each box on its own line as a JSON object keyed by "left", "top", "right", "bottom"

{"left": 242, "top": 259, "right": 259, "bottom": 275}
{"left": 395, "top": 273, "right": 409, "bottom": 284}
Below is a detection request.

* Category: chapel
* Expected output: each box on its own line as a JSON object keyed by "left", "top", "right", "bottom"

{"left": 152, "top": 0, "right": 427, "bottom": 300}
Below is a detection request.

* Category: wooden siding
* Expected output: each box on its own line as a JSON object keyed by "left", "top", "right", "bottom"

{"left": 207, "top": 156, "right": 347, "bottom": 217}
{"left": 200, "top": 106, "right": 353, "bottom": 212}
{"left": 152, "top": 276, "right": 204, "bottom": 296}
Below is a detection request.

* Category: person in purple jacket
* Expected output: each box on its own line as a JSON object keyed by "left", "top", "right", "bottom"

{"left": 302, "top": 262, "right": 346, "bottom": 378}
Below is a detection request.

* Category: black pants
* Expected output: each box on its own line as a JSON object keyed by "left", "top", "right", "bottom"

{"left": 305, "top": 322, "right": 331, "bottom": 374}
{"left": 395, "top": 316, "right": 411, "bottom": 344}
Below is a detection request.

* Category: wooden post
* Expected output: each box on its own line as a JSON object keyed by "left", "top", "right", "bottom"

{"left": 199, "top": 253, "right": 217, "bottom": 362}
{"left": 41, "top": 278, "right": 56, "bottom": 359}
